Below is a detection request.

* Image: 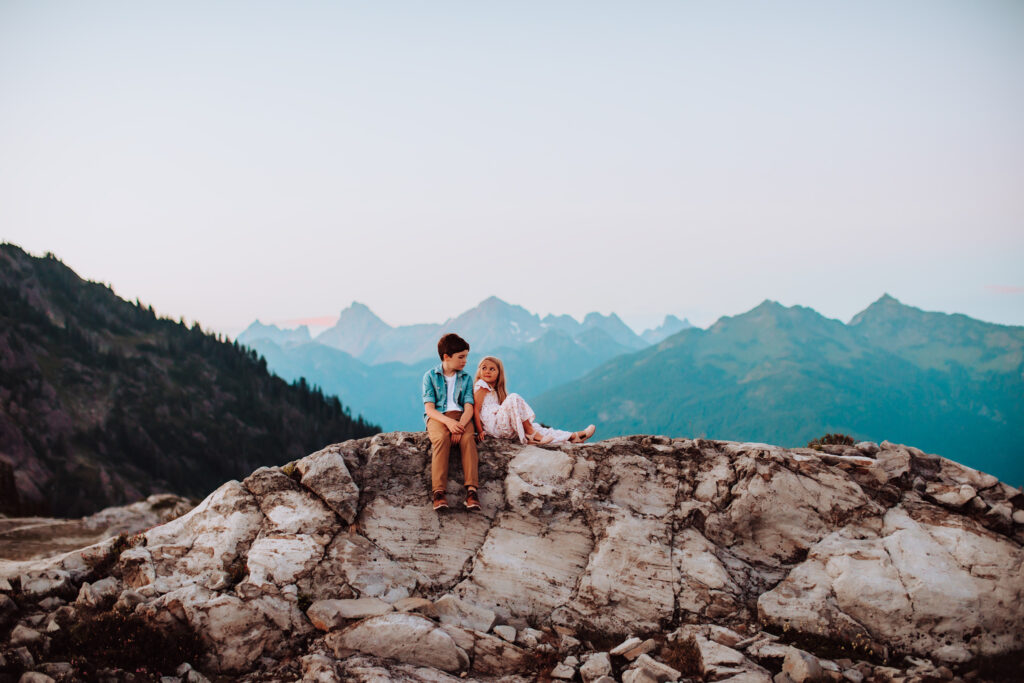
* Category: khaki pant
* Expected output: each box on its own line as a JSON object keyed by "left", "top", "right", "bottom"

{"left": 427, "top": 411, "right": 479, "bottom": 492}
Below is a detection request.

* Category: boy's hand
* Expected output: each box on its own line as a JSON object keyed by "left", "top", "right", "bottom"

{"left": 446, "top": 418, "right": 464, "bottom": 435}
{"left": 451, "top": 432, "right": 462, "bottom": 445}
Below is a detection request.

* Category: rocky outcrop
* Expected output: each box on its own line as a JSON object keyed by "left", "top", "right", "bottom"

{"left": 1, "top": 434, "right": 1022, "bottom": 682}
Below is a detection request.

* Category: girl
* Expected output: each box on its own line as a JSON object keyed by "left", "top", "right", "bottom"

{"left": 473, "top": 356, "right": 596, "bottom": 445}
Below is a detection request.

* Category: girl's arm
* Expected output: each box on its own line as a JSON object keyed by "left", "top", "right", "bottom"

{"left": 473, "top": 387, "right": 488, "bottom": 437}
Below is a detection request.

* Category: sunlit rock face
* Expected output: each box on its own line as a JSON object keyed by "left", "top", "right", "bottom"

{"left": 2, "top": 433, "right": 1022, "bottom": 682}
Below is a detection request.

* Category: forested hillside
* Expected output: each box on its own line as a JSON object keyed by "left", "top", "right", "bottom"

{"left": 0, "top": 244, "right": 378, "bottom": 516}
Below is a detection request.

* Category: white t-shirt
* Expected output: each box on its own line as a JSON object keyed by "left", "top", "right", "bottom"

{"left": 444, "top": 373, "right": 461, "bottom": 412}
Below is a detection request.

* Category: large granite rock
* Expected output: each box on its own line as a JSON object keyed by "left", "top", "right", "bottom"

{"left": 1, "top": 432, "right": 1021, "bottom": 681}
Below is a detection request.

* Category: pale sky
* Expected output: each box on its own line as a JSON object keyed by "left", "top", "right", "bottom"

{"left": 2, "top": 0, "right": 1022, "bottom": 337}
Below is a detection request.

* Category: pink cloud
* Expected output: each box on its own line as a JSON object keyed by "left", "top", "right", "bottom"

{"left": 985, "top": 285, "right": 1024, "bottom": 294}
{"left": 277, "top": 316, "right": 338, "bottom": 327}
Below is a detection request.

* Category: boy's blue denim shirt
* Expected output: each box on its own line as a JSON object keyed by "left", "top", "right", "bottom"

{"left": 422, "top": 363, "right": 475, "bottom": 425}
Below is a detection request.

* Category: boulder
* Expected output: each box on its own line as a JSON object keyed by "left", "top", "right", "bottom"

{"left": 580, "top": 652, "right": 612, "bottom": 682}
{"left": 424, "top": 594, "right": 496, "bottom": 633}
{"left": 296, "top": 446, "right": 361, "bottom": 524}
{"left": 759, "top": 505, "right": 1024, "bottom": 663}
{"left": 18, "top": 674, "right": 55, "bottom": 683}
{"left": 925, "top": 482, "right": 976, "bottom": 507}
{"left": 0, "top": 593, "right": 16, "bottom": 627}
{"left": 5, "top": 432, "right": 1017, "bottom": 682}
{"left": 631, "top": 654, "right": 682, "bottom": 682}
{"left": 10, "top": 624, "right": 43, "bottom": 647}
{"left": 19, "top": 569, "right": 73, "bottom": 600}
{"left": 300, "top": 653, "right": 342, "bottom": 683}
{"left": 783, "top": 649, "right": 826, "bottom": 683}
{"left": 493, "top": 624, "right": 516, "bottom": 642}
{"left": 610, "top": 636, "right": 643, "bottom": 655}
{"left": 307, "top": 597, "right": 394, "bottom": 630}
{"left": 325, "top": 613, "right": 469, "bottom": 673}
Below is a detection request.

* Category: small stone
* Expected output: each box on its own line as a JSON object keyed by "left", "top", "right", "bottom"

{"left": 91, "top": 576, "right": 121, "bottom": 600}
{"left": 0, "top": 593, "right": 16, "bottom": 627}
{"left": 37, "top": 597, "right": 65, "bottom": 610}
{"left": 622, "top": 670, "right": 660, "bottom": 683}
{"left": 20, "top": 569, "right": 73, "bottom": 600}
{"left": 551, "top": 662, "right": 576, "bottom": 679}
{"left": 842, "top": 670, "right": 864, "bottom": 683}
{"left": 160, "top": 677, "right": 182, "bottom": 683}
{"left": 10, "top": 624, "right": 44, "bottom": 647}
{"left": 610, "top": 636, "right": 643, "bottom": 656}
{"left": 707, "top": 625, "right": 745, "bottom": 648}
{"left": 13, "top": 647, "right": 35, "bottom": 669}
{"left": 18, "top": 673, "right": 56, "bottom": 683}
{"left": 494, "top": 625, "right": 516, "bottom": 642}
{"left": 425, "top": 594, "right": 496, "bottom": 633}
{"left": 783, "top": 649, "right": 825, "bottom": 683}
{"left": 76, "top": 582, "right": 102, "bottom": 608}
{"left": 564, "top": 655, "right": 580, "bottom": 667}
{"left": 300, "top": 653, "right": 340, "bottom": 683}
{"left": 988, "top": 502, "right": 1014, "bottom": 524}
{"left": 307, "top": 598, "right": 394, "bottom": 630}
{"left": 37, "top": 663, "right": 74, "bottom": 677}
{"left": 593, "top": 678, "right": 616, "bottom": 683}
{"left": 24, "top": 613, "right": 48, "bottom": 628}
{"left": 634, "top": 654, "right": 682, "bottom": 682}
{"left": 775, "top": 673, "right": 797, "bottom": 683}
{"left": 114, "top": 589, "right": 147, "bottom": 612}
{"left": 580, "top": 652, "right": 613, "bottom": 683}
{"left": 0, "top": 577, "right": 12, "bottom": 591}
{"left": 561, "top": 634, "right": 582, "bottom": 652}
{"left": 517, "top": 627, "right": 546, "bottom": 648}
{"left": 391, "top": 597, "right": 433, "bottom": 613}
{"left": 45, "top": 620, "right": 60, "bottom": 633}
{"left": 624, "top": 638, "right": 657, "bottom": 660}
{"left": 185, "top": 669, "right": 211, "bottom": 683}
{"left": 854, "top": 442, "right": 879, "bottom": 455}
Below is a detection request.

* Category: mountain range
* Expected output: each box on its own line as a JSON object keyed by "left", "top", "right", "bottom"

{"left": 533, "top": 295, "right": 1024, "bottom": 486}
{"left": 237, "top": 298, "right": 693, "bottom": 430}
{"left": 244, "top": 296, "right": 686, "bottom": 363}
{"left": 236, "top": 294, "right": 1024, "bottom": 486}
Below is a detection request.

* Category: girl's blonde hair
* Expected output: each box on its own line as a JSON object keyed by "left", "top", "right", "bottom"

{"left": 475, "top": 356, "right": 508, "bottom": 404}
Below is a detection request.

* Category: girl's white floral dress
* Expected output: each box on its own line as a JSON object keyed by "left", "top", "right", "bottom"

{"left": 474, "top": 379, "right": 574, "bottom": 444}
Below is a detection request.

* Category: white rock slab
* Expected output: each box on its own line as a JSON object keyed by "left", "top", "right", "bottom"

{"left": 325, "top": 613, "right": 469, "bottom": 673}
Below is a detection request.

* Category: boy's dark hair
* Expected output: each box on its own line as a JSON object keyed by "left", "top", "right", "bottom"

{"left": 438, "top": 333, "right": 470, "bottom": 360}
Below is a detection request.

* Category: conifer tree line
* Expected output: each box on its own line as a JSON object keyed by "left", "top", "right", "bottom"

{"left": 0, "top": 243, "right": 379, "bottom": 516}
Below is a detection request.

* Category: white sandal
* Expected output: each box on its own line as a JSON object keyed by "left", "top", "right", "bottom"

{"left": 527, "top": 431, "right": 553, "bottom": 445}
{"left": 571, "top": 425, "right": 596, "bottom": 443}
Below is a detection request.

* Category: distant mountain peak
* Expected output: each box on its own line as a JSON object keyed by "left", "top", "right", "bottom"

{"left": 641, "top": 314, "right": 695, "bottom": 344}
{"left": 849, "top": 294, "right": 921, "bottom": 327}
{"left": 339, "top": 301, "right": 389, "bottom": 325}
{"left": 238, "top": 320, "right": 311, "bottom": 346}
{"left": 753, "top": 299, "right": 785, "bottom": 311}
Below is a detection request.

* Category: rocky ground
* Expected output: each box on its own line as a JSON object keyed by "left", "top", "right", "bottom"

{"left": 0, "top": 433, "right": 1021, "bottom": 682}
{"left": 0, "top": 496, "right": 194, "bottom": 563}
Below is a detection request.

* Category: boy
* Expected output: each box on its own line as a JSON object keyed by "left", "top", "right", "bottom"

{"left": 422, "top": 333, "right": 480, "bottom": 511}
